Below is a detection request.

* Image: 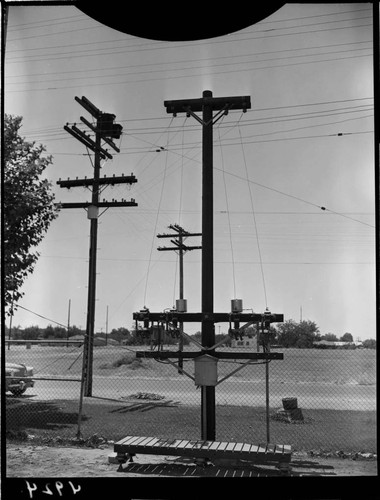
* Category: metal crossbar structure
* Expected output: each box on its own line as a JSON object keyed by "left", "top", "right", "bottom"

{"left": 130, "top": 91, "right": 285, "bottom": 450}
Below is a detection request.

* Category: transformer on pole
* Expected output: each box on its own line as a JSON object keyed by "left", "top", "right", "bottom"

{"left": 58, "top": 96, "right": 138, "bottom": 396}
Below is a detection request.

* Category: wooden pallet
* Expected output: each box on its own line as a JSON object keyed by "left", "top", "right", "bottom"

{"left": 114, "top": 436, "right": 292, "bottom": 473}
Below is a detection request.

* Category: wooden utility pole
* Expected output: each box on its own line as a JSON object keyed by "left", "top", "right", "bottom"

{"left": 133, "top": 91, "right": 284, "bottom": 444}
{"left": 106, "top": 305, "right": 109, "bottom": 346}
{"left": 67, "top": 299, "right": 71, "bottom": 347}
{"left": 163, "top": 90, "right": 250, "bottom": 440}
{"left": 58, "top": 96, "right": 138, "bottom": 396}
{"left": 157, "top": 224, "right": 201, "bottom": 371}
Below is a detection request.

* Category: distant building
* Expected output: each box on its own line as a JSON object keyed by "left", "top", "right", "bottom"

{"left": 231, "top": 335, "right": 257, "bottom": 349}
{"left": 313, "top": 340, "right": 363, "bottom": 349}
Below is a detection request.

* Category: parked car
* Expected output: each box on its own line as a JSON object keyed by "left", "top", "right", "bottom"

{"left": 5, "top": 362, "right": 35, "bottom": 396}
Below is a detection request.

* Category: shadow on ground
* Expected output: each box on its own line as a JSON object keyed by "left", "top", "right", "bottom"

{"left": 117, "top": 457, "right": 337, "bottom": 477}
{"left": 5, "top": 396, "right": 87, "bottom": 432}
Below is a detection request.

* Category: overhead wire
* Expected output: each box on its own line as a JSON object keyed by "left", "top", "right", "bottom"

{"left": 238, "top": 120, "right": 268, "bottom": 309}
{"left": 6, "top": 16, "right": 372, "bottom": 57}
{"left": 16, "top": 304, "right": 68, "bottom": 329}
{"left": 7, "top": 6, "right": 370, "bottom": 33}
{"left": 214, "top": 168, "right": 375, "bottom": 229}
{"left": 7, "top": 15, "right": 93, "bottom": 33}
{"left": 5, "top": 53, "right": 373, "bottom": 93}
{"left": 143, "top": 116, "right": 174, "bottom": 307}
{"left": 5, "top": 45, "right": 372, "bottom": 85}
{"left": 217, "top": 120, "right": 237, "bottom": 299}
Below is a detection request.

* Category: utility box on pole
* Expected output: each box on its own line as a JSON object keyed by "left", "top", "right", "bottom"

{"left": 87, "top": 205, "right": 99, "bottom": 219}
{"left": 194, "top": 355, "right": 218, "bottom": 386}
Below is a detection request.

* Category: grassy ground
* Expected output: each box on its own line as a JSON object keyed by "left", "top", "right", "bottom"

{"left": 5, "top": 345, "right": 376, "bottom": 385}
{"left": 5, "top": 397, "right": 377, "bottom": 454}
{"left": 6, "top": 346, "right": 376, "bottom": 455}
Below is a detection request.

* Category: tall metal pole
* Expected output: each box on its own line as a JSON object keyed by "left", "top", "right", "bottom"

{"left": 201, "top": 90, "right": 216, "bottom": 440}
{"left": 84, "top": 125, "right": 101, "bottom": 396}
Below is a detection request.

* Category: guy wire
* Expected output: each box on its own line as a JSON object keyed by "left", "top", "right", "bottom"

{"left": 217, "top": 123, "right": 237, "bottom": 299}
{"left": 238, "top": 121, "right": 268, "bottom": 308}
{"left": 143, "top": 116, "right": 174, "bottom": 307}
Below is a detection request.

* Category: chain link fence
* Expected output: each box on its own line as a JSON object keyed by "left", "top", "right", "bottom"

{"left": 5, "top": 339, "right": 376, "bottom": 454}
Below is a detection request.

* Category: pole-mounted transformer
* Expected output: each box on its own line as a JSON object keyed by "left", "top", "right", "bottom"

{"left": 98, "top": 113, "right": 123, "bottom": 139}
{"left": 59, "top": 96, "right": 137, "bottom": 397}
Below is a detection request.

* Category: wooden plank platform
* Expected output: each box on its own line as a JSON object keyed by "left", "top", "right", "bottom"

{"left": 114, "top": 435, "right": 292, "bottom": 471}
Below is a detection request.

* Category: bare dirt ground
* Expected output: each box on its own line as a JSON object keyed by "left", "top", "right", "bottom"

{"left": 5, "top": 443, "right": 377, "bottom": 478}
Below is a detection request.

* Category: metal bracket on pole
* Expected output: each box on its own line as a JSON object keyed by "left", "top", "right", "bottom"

{"left": 182, "top": 104, "right": 231, "bottom": 127}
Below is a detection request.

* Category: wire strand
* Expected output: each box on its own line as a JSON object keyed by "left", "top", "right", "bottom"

{"left": 217, "top": 167, "right": 375, "bottom": 229}
{"left": 143, "top": 117, "right": 174, "bottom": 307}
{"left": 238, "top": 123, "right": 268, "bottom": 308}
{"left": 217, "top": 124, "right": 237, "bottom": 298}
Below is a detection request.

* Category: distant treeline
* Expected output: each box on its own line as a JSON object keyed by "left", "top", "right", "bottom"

{"left": 4, "top": 322, "right": 376, "bottom": 349}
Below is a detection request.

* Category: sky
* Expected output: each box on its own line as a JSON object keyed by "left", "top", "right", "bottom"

{"left": 4, "top": 3, "right": 376, "bottom": 340}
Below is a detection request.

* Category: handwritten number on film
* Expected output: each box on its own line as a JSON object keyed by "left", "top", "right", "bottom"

{"left": 25, "top": 481, "right": 81, "bottom": 498}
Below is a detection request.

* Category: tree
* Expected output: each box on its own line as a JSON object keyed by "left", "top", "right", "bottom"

{"left": 340, "top": 332, "right": 353, "bottom": 342}
{"left": 275, "top": 319, "right": 320, "bottom": 348}
{"left": 108, "top": 327, "right": 131, "bottom": 343}
{"left": 43, "top": 325, "right": 67, "bottom": 339}
{"left": 4, "top": 114, "right": 58, "bottom": 313}
{"left": 191, "top": 331, "right": 202, "bottom": 343}
{"left": 13, "top": 325, "right": 41, "bottom": 340}
{"left": 68, "top": 325, "right": 85, "bottom": 338}
{"left": 322, "top": 333, "right": 338, "bottom": 342}
{"left": 363, "top": 339, "right": 376, "bottom": 349}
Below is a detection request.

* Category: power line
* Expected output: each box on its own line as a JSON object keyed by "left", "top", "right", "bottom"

{"left": 6, "top": 23, "right": 108, "bottom": 42}
{"left": 5, "top": 22, "right": 372, "bottom": 64}
{"left": 218, "top": 124, "right": 237, "bottom": 298}
{"left": 7, "top": 7, "right": 369, "bottom": 32}
{"left": 21, "top": 104, "right": 373, "bottom": 141}
{"left": 255, "top": 8, "right": 371, "bottom": 25}
{"left": 143, "top": 118, "right": 174, "bottom": 307}
{"left": 7, "top": 15, "right": 92, "bottom": 33}
{"left": 5, "top": 46, "right": 373, "bottom": 88}
{"left": 8, "top": 14, "right": 85, "bottom": 30}
{"left": 238, "top": 123, "right": 268, "bottom": 308}
{"left": 115, "top": 107, "right": 373, "bottom": 140}
{"left": 19, "top": 97, "right": 373, "bottom": 135}
{"left": 16, "top": 304, "right": 68, "bottom": 329}
{"left": 215, "top": 169, "right": 375, "bottom": 229}
{"left": 38, "top": 255, "right": 374, "bottom": 265}
{"left": 5, "top": 53, "right": 372, "bottom": 93}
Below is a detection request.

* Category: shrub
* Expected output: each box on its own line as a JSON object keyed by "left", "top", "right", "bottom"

{"left": 99, "top": 353, "right": 144, "bottom": 370}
